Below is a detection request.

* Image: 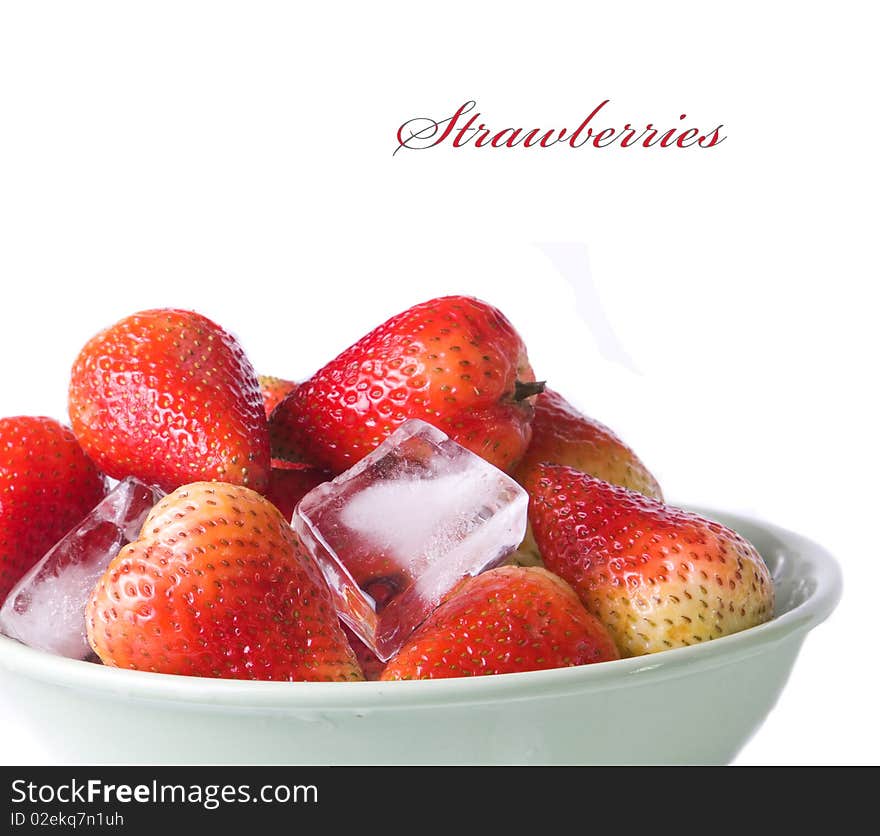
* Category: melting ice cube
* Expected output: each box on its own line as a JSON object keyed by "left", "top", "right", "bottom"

{"left": 0, "top": 477, "right": 164, "bottom": 660}
{"left": 293, "top": 419, "right": 528, "bottom": 661}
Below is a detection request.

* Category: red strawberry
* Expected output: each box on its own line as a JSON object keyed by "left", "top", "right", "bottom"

{"left": 269, "top": 296, "right": 543, "bottom": 474}
{"left": 265, "top": 459, "right": 330, "bottom": 520}
{"left": 342, "top": 623, "right": 385, "bottom": 681}
{"left": 380, "top": 566, "right": 619, "bottom": 680}
{"left": 258, "top": 375, "right": 298, "bottom": 419}
{"left": 69, "top": 309, "right": 270, "bottom": 494}
{"left": 511, "top": 388, "right": 662, "bottom": 565}
{"left": 515, "top": 388, "right": 661, "bottom": 499}
{"left": 86, "top": 481, "right": 363, "bottom": 681}
{"left": 526, "top": 464, "right": 774, "bottom": 657}
{"left": 0, "top": 416, "right": 108, "bottom": 603}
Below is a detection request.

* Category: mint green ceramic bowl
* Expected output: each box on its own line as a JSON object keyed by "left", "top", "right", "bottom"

{"left": 0, "top": 508, "right": 841, "bottom": 765}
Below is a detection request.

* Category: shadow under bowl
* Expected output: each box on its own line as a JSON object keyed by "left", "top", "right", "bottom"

{"left": 0, "top": 507, "right": 842, "bottom": 765}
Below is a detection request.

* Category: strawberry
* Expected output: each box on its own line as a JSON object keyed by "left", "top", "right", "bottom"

{"left": 525, "top": 464, "right": 774, "bottom": 657}
{"left": 269, "top": 296, "right": 543, "bottom": 474}
{"left": 258, "top": 375, "right": 298, "bottom": 419}
{"left": 69, "top": 309, "right": 270, "bottom": 495}
{"left": 86, "top": 481, "right": 363, "bottom": 681}
{"left": 0, "top": 416, "right": 107, "bottom": 603}
{"left": 264, "top": 459, "right": 330, "bottom": 520}
{"left": 380, "top": 566, "right": 619, "bottom": 680}
{"left": 515, "top": 388, "right": 662, "bottom": 499}
{"left": 511, "top": 388, "right": 662, "bottom": 565}
{"left": 342, "top": 623, "right": 385, "bottom": 681}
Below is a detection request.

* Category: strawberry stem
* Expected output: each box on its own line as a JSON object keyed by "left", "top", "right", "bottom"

{"left": 513, "top": 380, "right": 546, "bottom": 402}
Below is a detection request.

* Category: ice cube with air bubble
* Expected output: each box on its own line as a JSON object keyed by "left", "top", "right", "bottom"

{"left": 292, "top": 419, "right": 529, "bottom": 661}
{"left": 0, "top": 477, "right": 164, "bottom": 660}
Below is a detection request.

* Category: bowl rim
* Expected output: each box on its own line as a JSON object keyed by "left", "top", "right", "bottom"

{"left": 0, "top": 507, "right": 842, "bottom": 711}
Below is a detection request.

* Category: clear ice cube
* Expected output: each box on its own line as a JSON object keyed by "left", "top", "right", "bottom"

{"left": 293, "top": 419, "right": 528, "bottom": 661}
{"left": 0, "top": 477, "right": 164, "bottom": 660}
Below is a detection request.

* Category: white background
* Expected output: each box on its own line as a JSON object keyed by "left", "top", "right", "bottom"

{"left": 0, "top": 2, "right": 876, "bottom": 764}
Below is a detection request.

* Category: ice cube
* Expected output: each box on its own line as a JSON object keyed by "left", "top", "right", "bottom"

{"left": 0, "top": 477, "right": 164, "bottom": 660}
{"left": 293, "top": 419, "right": 528, "bottom": 660}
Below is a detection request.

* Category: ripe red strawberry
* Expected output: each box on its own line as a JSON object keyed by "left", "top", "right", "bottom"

{"left": 380, "top": 566, "right": 619, "bottom": 680}
{"left": 515, "top": 388, "right": 661, "bottom": 499}
{"left": 86, "top": 481, "right": 363, "bottom": 681}
{"left": 269, "top": 296, "right": 543, "bottom": 474}
{"left": 526, "top": 464, "right": 774, "bottom": 657}
{"left": 511, "top": 388, "right": 662, "bottom": 565}
{"left": 265, "top": 459, "right": 330, "bottom": 520}
{"left": 342, "top": 623, "right": 385, "bottom": 681}
{"left": 258, "top": 375, "right": 298, "bottom": 419}
{"left": 69, "top": 309, "right": 270, "bottom": 494}
{"left": 0, "top": 416, "right": 107, "bottom": 603}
